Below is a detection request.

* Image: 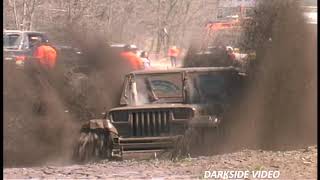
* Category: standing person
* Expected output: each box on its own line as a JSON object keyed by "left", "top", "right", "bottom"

{"left": 32, "top": 38, "right": 58, "bottom": 70}
{"left": 140, "top": 51, "right": 151, "bottom": 69}
{"left": 168, "top": 46, "right": 180, "bottom": 67}
{"left": 25, "top": 38, "right": 58, "bottom": 116}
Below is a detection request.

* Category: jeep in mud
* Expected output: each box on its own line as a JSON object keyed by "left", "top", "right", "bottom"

{"left": 73, "top": 66, "right": 246, "bottom": 162}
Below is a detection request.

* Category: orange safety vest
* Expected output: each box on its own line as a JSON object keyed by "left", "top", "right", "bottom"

{"left": 34, "top": 45, "right": 57, "bottom": 69}
{"left": 168, "top": 48, "right": 179, "bottom": 57}
{"left": 120, "top": 51, "right": 143, "bottom": 70}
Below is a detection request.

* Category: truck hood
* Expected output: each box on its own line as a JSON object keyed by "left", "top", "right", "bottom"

{"left": 109, "top": 104, "right": 200, "bottom": 112}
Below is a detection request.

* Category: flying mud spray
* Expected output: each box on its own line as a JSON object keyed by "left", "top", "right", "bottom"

{"left": 4, "top": 29, "right": 135, "bottom": 167}
{"left": 184, "top": 0, "right": 317, "bottom": 154}
{"left": 3, "top": 0, "right": 316, "bottom": 167}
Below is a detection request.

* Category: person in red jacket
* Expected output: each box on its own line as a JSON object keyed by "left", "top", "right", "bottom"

{"left": 120, "top": 45, "right": 143, "bottom": 70}
{"left": 32, "top": 38, "right": 57, "bottom": 69}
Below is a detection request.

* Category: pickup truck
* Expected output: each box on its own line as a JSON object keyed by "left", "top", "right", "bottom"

{"left": 3, "top": 30, "right": 49, "bottom": 62}
{"left": 3, "top": 30, "right": 82, "bottom": 67}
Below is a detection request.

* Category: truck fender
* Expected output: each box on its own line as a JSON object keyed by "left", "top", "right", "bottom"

{"left": 81, "top": 119, "right": 118, "bottom": 135}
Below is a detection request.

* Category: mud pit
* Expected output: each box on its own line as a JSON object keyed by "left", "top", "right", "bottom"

{"left": 3, "top": 33, "right": 135, "bottom": 167}
{"left": 4, "top": 146, "right": 317, "bottom": 179}
{"left": 3, "top": 0, "right": 317, "bottom": 178}
{"left": 4, "top": 63, "right": 79, "bottom": 167}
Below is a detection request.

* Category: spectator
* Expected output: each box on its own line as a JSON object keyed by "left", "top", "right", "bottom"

{"left": 140, "top": 51, "right": 151, "bottom": 69}
{"left": 32, "top": 38, "right": 57, "bottom": 69}
{"left": 168, "top": 46, "right": 180, "bottom": 67}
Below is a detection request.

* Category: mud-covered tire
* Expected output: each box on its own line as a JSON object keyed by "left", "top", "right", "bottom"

{"left": 72, "top": 129, "right": 112, "bottom": 163}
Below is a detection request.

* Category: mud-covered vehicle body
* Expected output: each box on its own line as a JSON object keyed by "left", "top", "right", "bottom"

{"left": 3, "top": 30, "right": 83, "bottom": 68}
{"left": 3, "top": 30, "right": 49, "bottom": 62}
{"left": 73, "top": 67, "right": 246, "bottom": 162}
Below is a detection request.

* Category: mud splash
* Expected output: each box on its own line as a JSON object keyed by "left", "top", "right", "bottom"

{"left": 184, "top": 0, "right": 317, "bottom": 152}
{"left": 3, "top": 31, "right": 134, "bottom": 167}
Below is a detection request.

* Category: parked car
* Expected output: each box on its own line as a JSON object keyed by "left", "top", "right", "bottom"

{"left": 3, "top": 30, "right": 83, "bottom": 67}
{"left": 3, "top": 30, "right": 49, "bottom": 63}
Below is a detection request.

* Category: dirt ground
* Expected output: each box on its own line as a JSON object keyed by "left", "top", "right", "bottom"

{"left": 4, "top": 146, "right": 317, "bottom": 179}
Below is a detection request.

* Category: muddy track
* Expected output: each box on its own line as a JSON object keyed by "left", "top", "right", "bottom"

{"left": 4, "top": 146, "right": 317, "bottom": 179}
{"left": 3, "top": 0, "right": 316, "bottom": 172}
{"left": 3, "top": 38, "right": 135, "bottom": 167}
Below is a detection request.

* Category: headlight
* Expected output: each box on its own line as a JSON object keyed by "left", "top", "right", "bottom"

{"left": 209, "top": 116, "right": 220, "bottom": 124}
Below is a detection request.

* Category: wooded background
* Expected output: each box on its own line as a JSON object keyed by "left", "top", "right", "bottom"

{"left": 4, "top": 0, "right": 221, "bottom": 53}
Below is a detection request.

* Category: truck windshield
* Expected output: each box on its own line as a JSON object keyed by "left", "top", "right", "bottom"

{"left": 187, "top": 71, "right": 233, "bottom": 104}
{"left": 134, "top": 73, "right": 183, "bottom": 104}
{"left": 3, "top": 33, "right": 22, "bottom": 49}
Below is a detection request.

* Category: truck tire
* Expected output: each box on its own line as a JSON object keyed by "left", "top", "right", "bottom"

{"left": 72, "top": 129, "right": 112, "bottom": 163}
{"left": 171, "top": 128, "right": 201, "bottom": 159}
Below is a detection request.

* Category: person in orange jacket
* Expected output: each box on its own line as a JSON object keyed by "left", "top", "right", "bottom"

{"left": 32, "top": 37, "right": 57, "bottom": 69}
{"left": 168, "top": 46, "right": 180, "bottom": 67}
{"left": 120, "top": 45, "right": 143, "bottom": 70}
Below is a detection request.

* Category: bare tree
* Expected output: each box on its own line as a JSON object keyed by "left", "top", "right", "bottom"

{"left": 5, "top": 0, "right": 43, "bottom": 30}
{"left": 4, "top": 0, "right": 219, "bottom": 51}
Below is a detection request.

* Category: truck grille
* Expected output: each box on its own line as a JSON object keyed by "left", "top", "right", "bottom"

{"left": 130, "top": 111, "right": 170, "bottom": 137}
{"left": 110, "top": 108, "right": 194, "bottom": 137}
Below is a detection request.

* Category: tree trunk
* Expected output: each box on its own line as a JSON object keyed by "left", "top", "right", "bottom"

{"left": 155, "top": 0, "right": 161, "bottom": 53}
{"left": 12, "top": 0, "right": 19, "bottom": 29}
{"left": 21, "top": 0, "right": 27, "bottom": 30}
